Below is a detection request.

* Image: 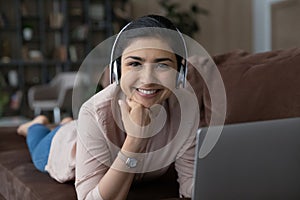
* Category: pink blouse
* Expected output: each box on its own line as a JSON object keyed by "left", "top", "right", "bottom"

{"left": 47, "top": 83, "right": 199, "bottom": 199}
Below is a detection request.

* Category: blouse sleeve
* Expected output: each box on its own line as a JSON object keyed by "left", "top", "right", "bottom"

{"left": 75, "top": 100, "right": 111, "bottom": 200}
{"left": 175, "top": 137, "right": 196, "bottom": 198}
{"left": 174, "top": 89, "right": 199, "bottom": 198}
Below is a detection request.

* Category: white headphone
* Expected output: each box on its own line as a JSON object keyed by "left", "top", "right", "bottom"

{"left": 109, "top": 21, "right": 188, "bottom": 88}
{"left": 109, "top": 22, "right": 132, "bottom": 85}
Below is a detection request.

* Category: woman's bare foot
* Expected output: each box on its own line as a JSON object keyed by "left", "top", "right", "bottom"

{"left": 60, "top": 117, "right": 73, "bottom": 125}
{"left": 17, "top": 115, "right": 49, "bottom": 137}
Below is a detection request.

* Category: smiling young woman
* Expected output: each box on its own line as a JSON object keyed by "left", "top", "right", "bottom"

{"left": 76, "top": 15, "right": 199, "bottom": 200}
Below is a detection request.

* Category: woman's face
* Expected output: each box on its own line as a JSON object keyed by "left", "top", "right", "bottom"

{"left": 120, "top": 37, "right": 178, "bottom": 108}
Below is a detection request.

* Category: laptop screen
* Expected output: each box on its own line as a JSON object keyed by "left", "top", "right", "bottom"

{"left": 192, "top": 118, "right": 300, "bottom": 200}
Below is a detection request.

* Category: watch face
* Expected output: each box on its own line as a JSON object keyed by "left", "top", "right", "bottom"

{"left": 126, "top": 158, "right": 137, "bottom": 168}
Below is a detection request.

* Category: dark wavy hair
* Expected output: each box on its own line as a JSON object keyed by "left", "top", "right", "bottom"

{"left": 112, "top": 15, "right": 186, "bottom": 74}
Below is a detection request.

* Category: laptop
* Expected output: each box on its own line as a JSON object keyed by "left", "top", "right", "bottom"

{"left": 192, "top": 117, "right": 300, "bottom": 200}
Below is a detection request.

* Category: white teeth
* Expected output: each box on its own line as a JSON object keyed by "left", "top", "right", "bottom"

{"left": 138, "top": 89, "right": 157, "bottom": 95}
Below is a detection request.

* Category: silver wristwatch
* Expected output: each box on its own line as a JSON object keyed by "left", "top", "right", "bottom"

{"left": 118, "top": 151, "right": 138, "bottom": 168}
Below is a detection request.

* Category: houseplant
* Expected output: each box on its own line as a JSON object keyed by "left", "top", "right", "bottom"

{"left": 159, "top": 0, "right": 208, "bottom": 38}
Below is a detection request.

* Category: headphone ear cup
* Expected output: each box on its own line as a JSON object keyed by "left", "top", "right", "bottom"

{"left": 113, "top": 61, "right": 119, "bottom": 85}
{"left": 176, "top": 64, "right": 185, "bottom": 88}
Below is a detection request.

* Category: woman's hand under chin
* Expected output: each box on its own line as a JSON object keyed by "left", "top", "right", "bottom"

{"left": 125, "top": 98, "right": 151, "bottom": 127}
{"left": 118, "top": 98, "right": 167, "bottom": 152}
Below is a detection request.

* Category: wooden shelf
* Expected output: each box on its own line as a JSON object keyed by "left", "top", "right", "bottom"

{"left": 0, "top": 0, "right": 113, "bottom": 117}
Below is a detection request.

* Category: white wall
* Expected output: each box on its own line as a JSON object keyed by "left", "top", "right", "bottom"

{"left": 130, "top": 0, "right": 252, "bottom": 55}
{"left": 252, "top": 0, "right": 286, "bottom": 53}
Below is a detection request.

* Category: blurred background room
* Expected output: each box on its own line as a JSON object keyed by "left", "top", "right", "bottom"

{"left": 0, "top": 0, "right": 299, "bottom": 125}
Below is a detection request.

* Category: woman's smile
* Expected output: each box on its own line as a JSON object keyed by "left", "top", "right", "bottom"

{"left": 137, "top": 88, "right": 158, "bottom": 95}
{"left": 135, "top": 87, "right": 162, "bottom": 97}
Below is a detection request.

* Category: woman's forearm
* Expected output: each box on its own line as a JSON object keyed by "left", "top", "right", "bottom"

{"left": 98, "top": 136, "right": 148, "bottom": 200}
{"left": 98, "top": 99, "right": 153, "bottom": 199}
{"left": 98, "top": 166, "right": 135, "bottom": 200}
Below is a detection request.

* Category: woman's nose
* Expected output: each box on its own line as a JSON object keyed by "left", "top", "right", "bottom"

{"left": 139, "top": 65, "right": 157, "bottom": 84}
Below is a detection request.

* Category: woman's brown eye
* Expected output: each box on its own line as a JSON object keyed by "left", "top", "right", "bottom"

{"left": 129, "top": 62, "right": 141, "bottom": 67}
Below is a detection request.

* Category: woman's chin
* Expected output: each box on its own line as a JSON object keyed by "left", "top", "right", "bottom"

{"left": 136, "top": 101, "right": 153, "bottom": 108}
{"left": 130, "top": 98, "right": 155, "bottom": 108}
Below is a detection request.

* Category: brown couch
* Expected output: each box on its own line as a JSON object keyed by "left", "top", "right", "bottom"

{"left": 0, "top": 126, "right": 180, "bottom": 200}
{"left": 1, "top": 47, "right": 300, "bottom": 199}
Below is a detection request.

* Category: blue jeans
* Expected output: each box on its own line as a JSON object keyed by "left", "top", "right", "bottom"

{"left": 26, "top": 124, "right": 61, "bottom": 172}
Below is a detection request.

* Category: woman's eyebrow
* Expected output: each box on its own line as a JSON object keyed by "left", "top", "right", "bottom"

{"left": 124, "top": 56, "right": 174, "bottom": 63}
{"left": 154, "top": 58, "right": 174, "bottom": 63}
{"left": 124, "top": 56, "right": 144, "bottom": 61}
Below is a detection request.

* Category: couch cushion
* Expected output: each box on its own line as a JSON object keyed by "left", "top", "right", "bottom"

{"left": 0, "top": 127, "right": 27, "bottom": 151}
{"left": 201, "top": 47, "right": 300, "bottom": 125}
{"left": 0, "top": 150, "right": 77, "bottom": 200}
{"left": 0, "top": 127, "right": 77, "bottom": 200}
